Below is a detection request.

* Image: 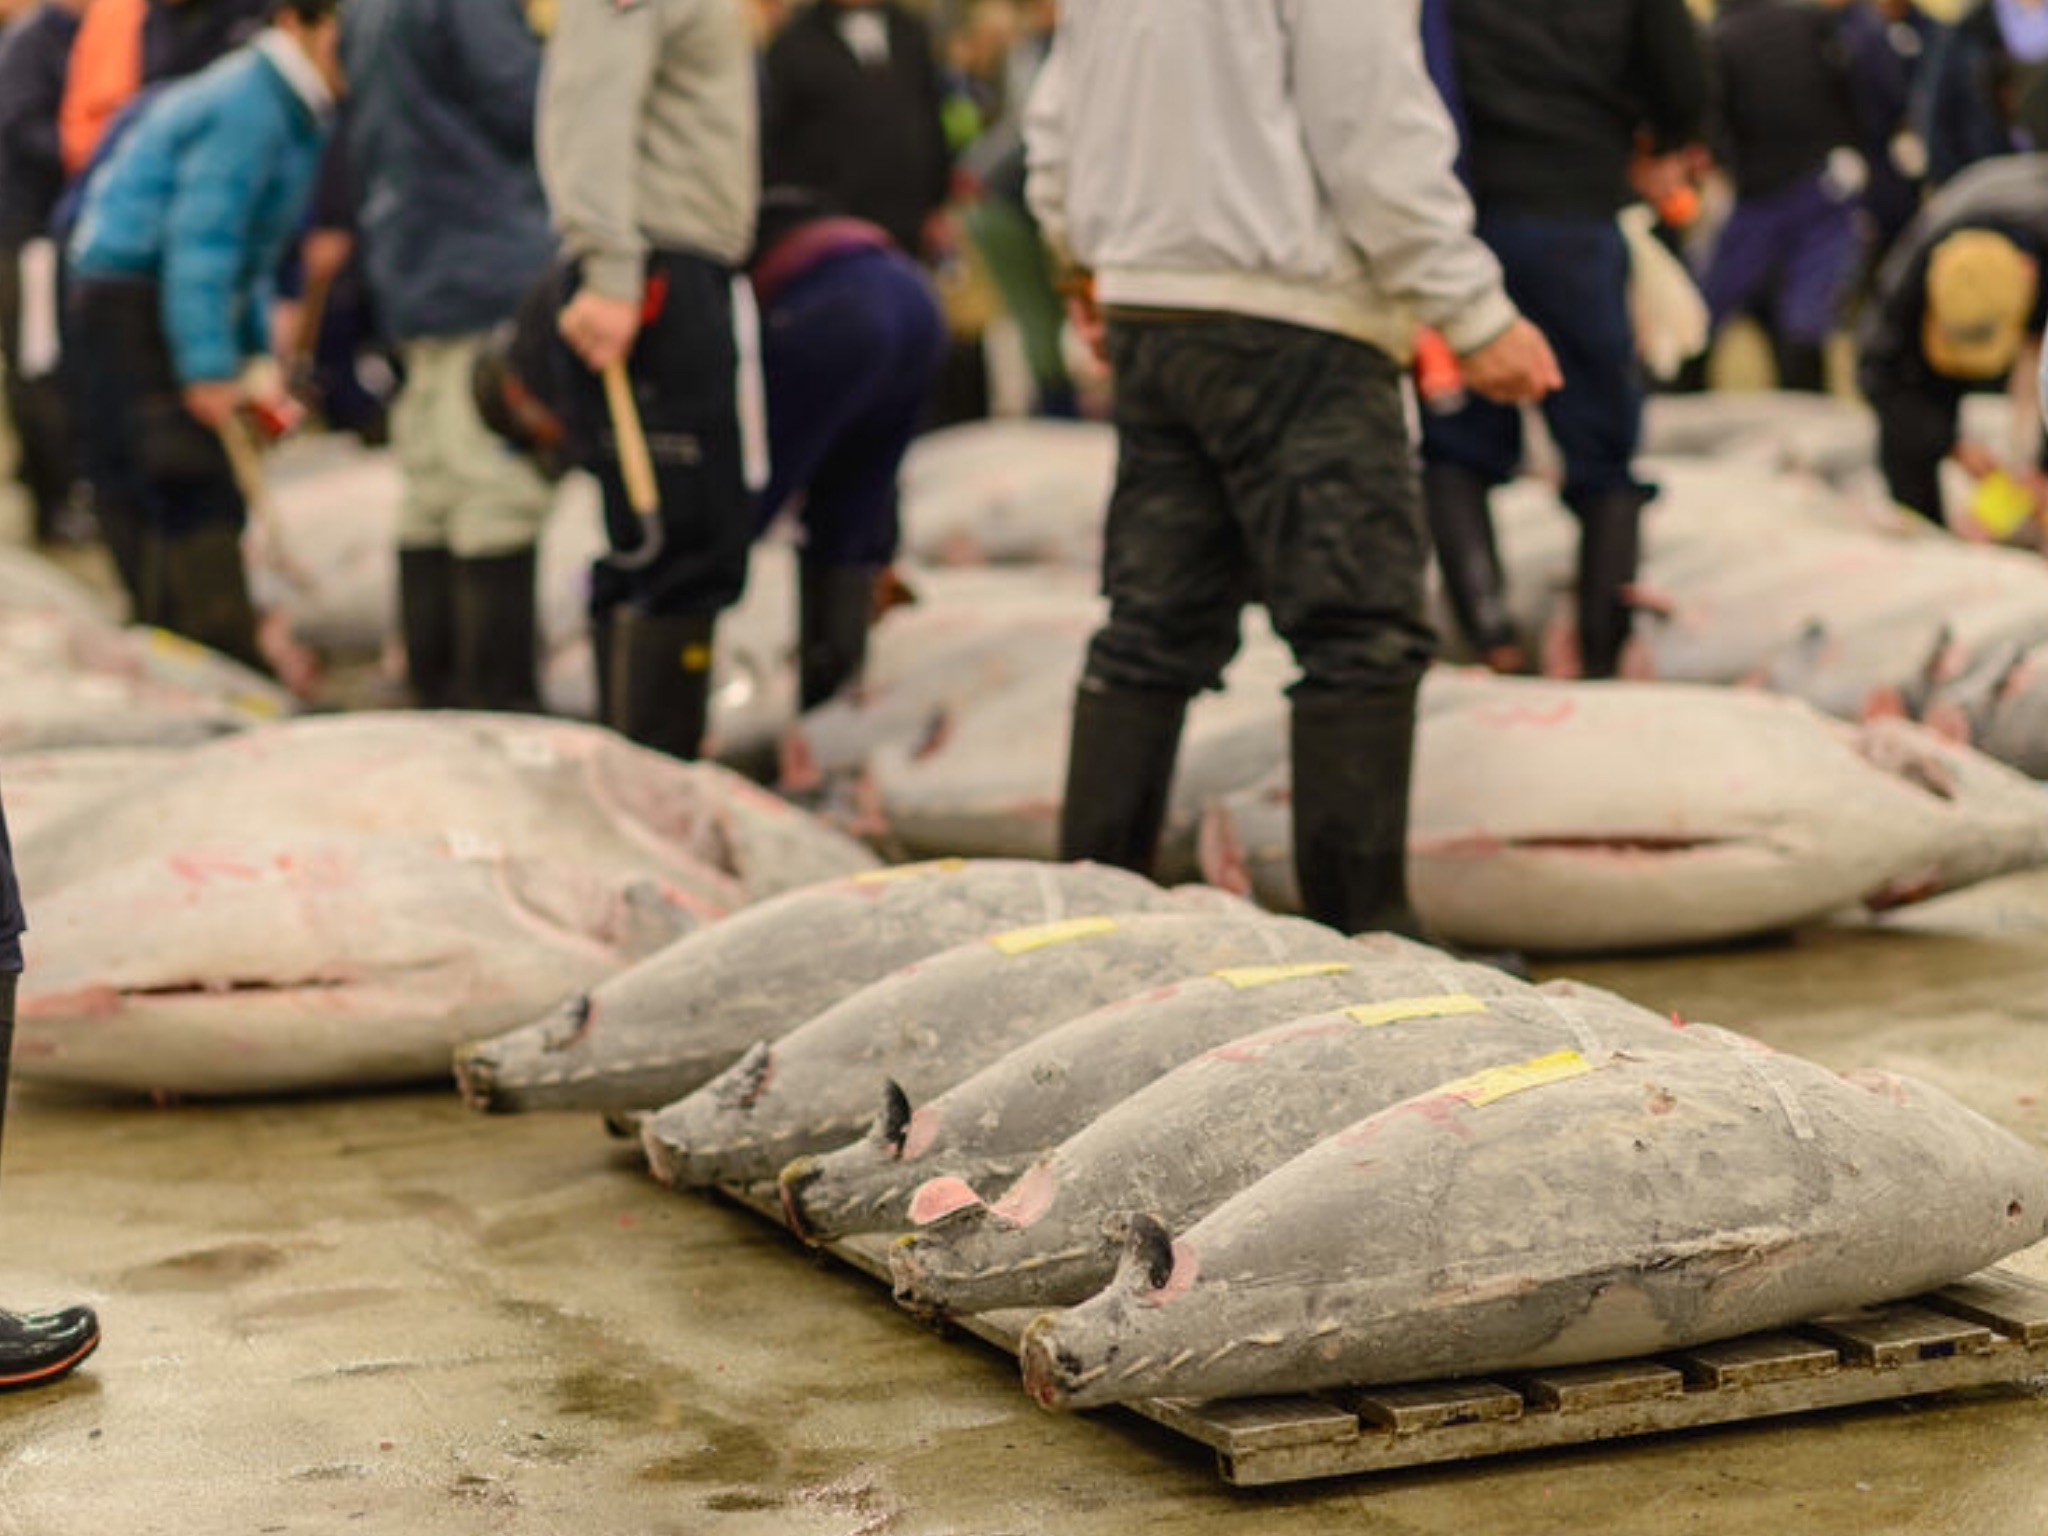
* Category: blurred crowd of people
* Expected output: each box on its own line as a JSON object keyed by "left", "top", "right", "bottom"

{"left": 0, "top": 0, "right": 2044, "bottom": 708}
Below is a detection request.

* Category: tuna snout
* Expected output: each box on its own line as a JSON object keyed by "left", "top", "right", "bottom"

{"left": 1018, "top": 1314, "right": 1082, "bottom": 1410}
{"left": 778, "top": 1156, "right": 826, "bottom": 1244}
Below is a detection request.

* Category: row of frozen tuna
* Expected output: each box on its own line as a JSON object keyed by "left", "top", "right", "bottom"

{"left": 13, "top": 658, "right": 2048, "bottom": 1101}
{"left": 785, "top": 598, "right": 2048, "bottom": 951}
{"left": 456, "top": 857, "right": 2048, "bottom": 1406}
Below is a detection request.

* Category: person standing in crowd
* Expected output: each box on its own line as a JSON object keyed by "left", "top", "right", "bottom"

{"left": 1424, "top": 0, "right": 1707, "bottom": 680}
{"left": 539, "top": 0, "right": 758, "bottom": 759}
{"left": 1697, "top": 0, "right": 1903, "bottom": 393}
{"left": 750, "top": 186, "right": 946, "bottom": 709}
{"left": 1858, "top": 152, "right": 2048, "bottom": 531}
{"left": 1028, "top": 0, "right": 1559, "bottom": 937}
{"left": 1919, "top": 0, "right": 2048, "bottom": 191}
{"left": 761, "top": 0, "right": 951, "bottom": 261}
{"left": 341, "top": 0, "right": 556, "bottom": 711}
{"left": 65, "top": 0, "right": 343, "bottom": 671}
{"left": 0, "top": 777, "right": 102, "bottom": 1396}
{"left": 0, "top": 0, "right": 88, "bottom": 545}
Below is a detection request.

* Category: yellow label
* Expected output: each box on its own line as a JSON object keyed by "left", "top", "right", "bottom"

{"left": 1438, "top": 1049, "right": 1593, "bottom": 1108}
{"left": 1972, "top": 469, "right": 2035, "bottom": 541}
{"left": 988, "top": 916, "right": 1119, "bottom": 956}
{"left": 144, "top": 627, "right": 208, "bottom": 662}
{"left": 680, "top": 643, "right": 713, "bottom": 673}
{"left": 1212, "top": 961, "right": 1355, "bottom": 991}
{"left": 1344, "top": 994, "right": 1486, "bottom": 1029}
{"left": 851, "top": 859, "right": 969, "bottom": 886}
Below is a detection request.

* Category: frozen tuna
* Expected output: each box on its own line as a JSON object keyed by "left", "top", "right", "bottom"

{"left": 780, "top": 935, "right": 1538, "bottom": 1242}
{"left": 1019, "top": 1048, "right": 2048, "bottom": 1407}
{"left": 15, "top": 834, "right": 701, "bottom": 1096}
{"left": 454, "top": 859, "right": 1187, "bottom": 1115}
{"left": 641, "top": 908, "right": 1355, "bottom": 1191}
{"left": 15, "top": 712, "right": 873, "bottom": 907}
{"left": 897, "top": 418, "right": 1117, "bottom": 568}
{"left": 889, "top": 989, "right": 1746, "bottom": 1318}
{"left": 1202, "top": 674, "right": 2048, "bottom": 951}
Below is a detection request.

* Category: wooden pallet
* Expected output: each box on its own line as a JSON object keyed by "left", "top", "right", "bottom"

{"left": 715, "top": 1188, "right": 2048, "bottom": 1488}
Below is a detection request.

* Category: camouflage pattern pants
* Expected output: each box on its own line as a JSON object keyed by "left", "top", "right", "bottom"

{"left": 1084, "top": 314, "right": 1436, "bottom": 698}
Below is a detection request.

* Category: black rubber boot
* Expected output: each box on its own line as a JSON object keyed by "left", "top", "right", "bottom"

{"left": 0, "top": 1305, "right": 101, "bottom": 1393}
{"left": 607, "top": 607, "right": 716, "bottom": 760}
{"left": 1290, "top": 684, "right": 1422, "bottom": 938}
{"left": 397, "top": 546, "right": 457, "bottom": 708}
{"left": 1773, "top": 337, "right": 1828, "bottom": 394}
{"left": 453, "top": 546, "right": 541, "bottom": 712}
{"left": 1574, "top": 489, "right": 1647, "bottom": 680}
{"left": 798, "top": 560, "right": 877, "bottom": 711}
{"left": 1422, "top": 462, "right": 1524, "bottom": 670}
{"left": 146, "top": 522, "right": 265, "bottom": 674}
{"left": 1056, "top": 680, "right": 1188, "bottom": 875}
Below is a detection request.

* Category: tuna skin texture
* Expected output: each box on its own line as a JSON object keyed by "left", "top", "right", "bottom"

{"left": 1018, "top": 1050, "right": 2048, "bottom": 1408}
{"left": 454, "top": 859, "right": 1183, "bottom": 1115}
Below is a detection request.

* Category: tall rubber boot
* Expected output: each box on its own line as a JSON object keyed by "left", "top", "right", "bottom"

{"left": 607, "top": 607, "right": 716, "bottom": 760}
{"left": 1422, "top": 462, "right": 1524, "bottom": 671}
{"left": 798, "top": 560, "right": 877, "bottom": 711}
{"left": 1056, "top": 680, "right": 1188, "bottom": 875}
{"left": 397, "top": 546, "right": 457, "bottom": 708}
{"left": 1773, "top": 337, "right": 1828, "bottom": 394}
{"left": 1290, "top": 684, "right": 1422, "bottom": 938}
{"left": 1574, "top": 489, "right": 1646, "bottom": 680}
{"left": 453, "top": 546, "right": 541, "bottom": 713}
{"left": 147, "top": 522, "right": 265, "bottom": 675}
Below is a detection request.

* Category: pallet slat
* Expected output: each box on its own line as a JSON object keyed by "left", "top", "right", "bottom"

{"left": 1803, "top": 1304, "right": 1998, "bottom": 1368}
{"left": 1519, "top": 1360, "right": 1687, "bottom": 1413}
{"left": 1674, "top": 1332, "right": 1841, "bottom": 1390}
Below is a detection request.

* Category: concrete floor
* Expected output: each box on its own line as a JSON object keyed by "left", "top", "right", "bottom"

{"left": 0, "top": 868, "right": 2043, "bottom": 1536}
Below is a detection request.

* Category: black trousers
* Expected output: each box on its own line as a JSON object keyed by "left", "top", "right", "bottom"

{"left": 554, "top": 250, "right": 752, "bottom": 622}
{"left": 0, "top": 243, "right": 75, "bottom": 526}
{"left": 1082, "top": 313, "right": 1435, "bottom": 699}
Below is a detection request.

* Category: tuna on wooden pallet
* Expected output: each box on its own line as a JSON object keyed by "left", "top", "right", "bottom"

{"left": 720, "top": 1183, "right": 2048, "bottom": 1489}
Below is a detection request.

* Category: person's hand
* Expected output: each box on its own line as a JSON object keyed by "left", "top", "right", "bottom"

{"left": 1459, "top": 318, "right": 1563, "bottom": 404}
{"left": 182, "top": 379, "right": 243, "bottom": 430}
{"left": 1062, "top": 277, "right": 1106, "bottom": 366}
{"left": 558, "top": 290, "right": 642, "bottom": 373}
{"left": 301, "top": 228, "right": 352, "bottom": 288}
{"left": 1951, "top": 440, "right": 2001, "bottom": 479}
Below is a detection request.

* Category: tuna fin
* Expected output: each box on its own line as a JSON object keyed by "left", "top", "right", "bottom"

{"left": 1124, "top": 1212, "right": 1176, "bottom": 1292}
{"left": 714, "top": 1040, "right": 775, "bottom": 1112}
{"left": 542, "top": 992, "right": 595, "bottom": 1053}
{"left": 879, "top": 1079, "right": 913, "bottom": 1157}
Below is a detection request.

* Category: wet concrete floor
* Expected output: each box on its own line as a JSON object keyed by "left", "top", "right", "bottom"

{"left": 0, "top": 868, "right": 2044, "bottom": 1536}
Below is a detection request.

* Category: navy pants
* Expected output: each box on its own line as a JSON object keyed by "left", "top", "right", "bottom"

{"left": 1421, "top": 212, "right": 1645, "bottom": 514}
{"left": 755, "top": 246, "right": 947, "bottom": 568}
{"left": 1700, "top": 175, "right": 1859, "bottom": 347}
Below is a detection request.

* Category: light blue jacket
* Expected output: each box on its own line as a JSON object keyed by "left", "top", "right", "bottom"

{"left": 69, "top": 38, "right": 331, "bottom": 384}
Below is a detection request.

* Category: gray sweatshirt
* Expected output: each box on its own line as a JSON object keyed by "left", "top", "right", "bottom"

{"left": 538, "top": 0, "right": 758, "bottom": 300}
{"left": 1025, "top": 0, "right": 1516, "bottom": 360}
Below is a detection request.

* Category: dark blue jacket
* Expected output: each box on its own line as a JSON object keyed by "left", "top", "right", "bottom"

{"left": 0, "top": 4, "right": 82, "bottom": 246}
{"left": 338, "top": 0, "right": 552, "bottom": 342}
{"left": 68, "top": 40, "right": 332, "bottom": 384}
{"left": 0, "top": 789, "right": 22, "bottom": 974}
{"left": 1919, "top": 0, "right": 2048, "bottom": 188}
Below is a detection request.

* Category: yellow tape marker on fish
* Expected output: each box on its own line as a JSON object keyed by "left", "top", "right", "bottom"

{"left": 988, "top": 916, "right": 1121, "bottom": 956}
{"left": 1211, "top": 961, "right": 1355, "bottom": 991}
{"left": 850, "top": 859, "right": 969, "bottom": 886}
{"left": 1437, "top": 1048, "right": 1595, "bottom": 1108}
{"left": 1344, "top": 994, "right": 1487, "bottom": 1029}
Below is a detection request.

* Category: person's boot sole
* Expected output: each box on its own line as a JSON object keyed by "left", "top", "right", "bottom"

{"left": 0, "top": 1328, "right": 101, "bottom": 1391}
